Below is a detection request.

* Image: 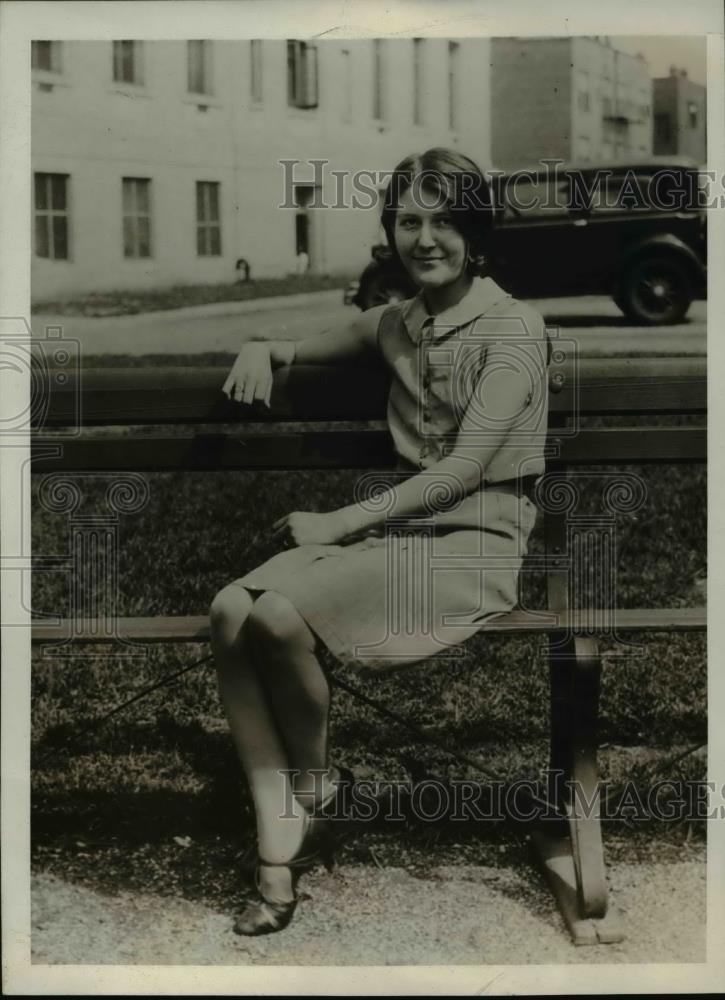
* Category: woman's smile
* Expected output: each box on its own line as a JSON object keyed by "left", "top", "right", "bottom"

{"left": 392, "top": 185, "right": 469, "bottom": 299}
{"left": 413, "top": 256, "right": 445, "bottom": 267}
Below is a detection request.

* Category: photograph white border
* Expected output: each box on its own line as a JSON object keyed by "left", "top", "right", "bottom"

{"left": 2, "top": 0, "right": 724, "bottom": 994}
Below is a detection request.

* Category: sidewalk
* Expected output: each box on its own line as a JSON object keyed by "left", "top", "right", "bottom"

{"left": 31, "top": 854, "right": 705, "bottom": 965}
{"left": 33, "top": 288, "right": 343, "bottom": 327}
{"left": 29, "top": 292, "right": 707, "bottom": 359}
{"left": 31, "top": 288, "right": 349, "bottom": 357}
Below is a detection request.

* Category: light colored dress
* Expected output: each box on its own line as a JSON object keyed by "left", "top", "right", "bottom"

{"left": 231, "top": 276, "right": 549, "bottom": 672}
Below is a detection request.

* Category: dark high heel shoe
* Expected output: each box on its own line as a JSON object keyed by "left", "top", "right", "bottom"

{"left": 232, "top": 813, "right": 336, "bottom": 937}
{"left": 299, "top": 765, "right": 355, "bottom": 822}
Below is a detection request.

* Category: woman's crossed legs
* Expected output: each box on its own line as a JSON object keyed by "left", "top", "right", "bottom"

{"left": 209, "top": 584, "right": 336, "bottom": 905}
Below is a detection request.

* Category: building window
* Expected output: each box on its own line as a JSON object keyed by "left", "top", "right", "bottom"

{"left": 578, "top": 91, "right": 590, "bottom": 112}
{"left": 688, "top": 101, "right": 698, "bottom": 128}
{"left": 250, "top": 40, "right": 263, "bottom": 103}
{"left": 602, "top": 95, "right": 612, "bottom": 117}
{"left": 113, "top": 41, "right": 143, "bottom": 85}
{"left": 412, "top": 38, "right": 424, "bottom": 125}
{"left": 448, "top": 41, "right": 460, "bottom": 130}
{"left": 32, "top": 41, "right": 62, "bottom": 73}
{"left": 122, "top": 178, "right": 151, "bottom": 258}
{"left": 188, "top": 40, "right": 213, "bottom": 95}
{"left": 341, "top": 48, "right": 352, "bottom": 123}
{"left": 287, "top": 40, "right": 318, "bottom": 109}
{"left": 34, "top": 173, "right": 69, "bottom": 259}
{"left": 196, "top": 181, "right": 221, "bottom": 256}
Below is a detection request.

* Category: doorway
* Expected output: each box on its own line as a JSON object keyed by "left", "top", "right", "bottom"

{"left": 293, "top": 184, "right": 319, "bottom": 273}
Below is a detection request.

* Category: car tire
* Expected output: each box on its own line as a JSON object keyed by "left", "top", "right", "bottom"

{"left": 617, "top": 254, "right": 694, "bottom": 326}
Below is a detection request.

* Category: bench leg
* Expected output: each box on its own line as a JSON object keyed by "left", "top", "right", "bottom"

{"left": 530, "top": 634, "right": 624, "bottom": 945}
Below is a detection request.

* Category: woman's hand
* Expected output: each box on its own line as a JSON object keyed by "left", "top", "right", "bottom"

{"left": 222, "top": 342, "right": 274, "bottom": 407}
{"left": 271, "top": 510, "right": 353, "bottom": 548}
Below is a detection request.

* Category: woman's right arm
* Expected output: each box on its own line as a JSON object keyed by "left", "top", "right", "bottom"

{"left": 222, "top": 304, "right": 387, "bottom": 406}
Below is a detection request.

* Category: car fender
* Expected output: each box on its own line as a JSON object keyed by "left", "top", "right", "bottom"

{"left": 354, "top": 257, "right": 416, "bottom": 310}
{"left": 615, "top": 232, "right": 705, "bottom": 291}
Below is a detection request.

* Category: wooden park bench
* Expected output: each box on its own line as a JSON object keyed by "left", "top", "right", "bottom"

{"left": 30, "top": 348, "right": 706, "bottom": 946}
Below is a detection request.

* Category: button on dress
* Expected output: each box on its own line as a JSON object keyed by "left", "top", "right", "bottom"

{"left": 231, "top": 277, "right": 549, "bottom": 673}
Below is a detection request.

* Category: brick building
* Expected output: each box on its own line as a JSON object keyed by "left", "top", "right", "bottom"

{"left": 490, "top": 36, "right": 653, "bottom": 169}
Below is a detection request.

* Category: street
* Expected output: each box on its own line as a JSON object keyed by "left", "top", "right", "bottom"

{"left": 32, "top": 291, "right": 706, "bottom": 359}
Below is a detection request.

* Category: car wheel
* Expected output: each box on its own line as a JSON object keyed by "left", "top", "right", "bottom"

{"left": 617, "top": 255, "right": 694, "bottom": 326}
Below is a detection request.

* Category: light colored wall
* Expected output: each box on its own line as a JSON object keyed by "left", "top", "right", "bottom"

{"left": 31, "top": 38, "right": 491, "bottom": 301}
{"left": 570, "top": 38, "right": 652, "bottom": 162}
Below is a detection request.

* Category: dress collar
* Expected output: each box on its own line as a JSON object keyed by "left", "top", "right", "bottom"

{"left": 400, "top": 275, "right": 513, "bottom": 341}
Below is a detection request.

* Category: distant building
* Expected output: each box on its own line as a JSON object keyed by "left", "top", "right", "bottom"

{"left": 653, "top": 67, "right": 706, "bottom": 163}
{"left": 490, "top": 36, "right": 653, "bottom": 169}
{"left": 31, "top": 39, "right": 490, "bottom": 301}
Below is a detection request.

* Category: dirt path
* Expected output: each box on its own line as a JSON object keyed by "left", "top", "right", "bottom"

{"left": 32, "top": 855, "right": 705, "bottom": 966}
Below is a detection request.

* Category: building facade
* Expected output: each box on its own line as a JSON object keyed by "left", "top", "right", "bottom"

{"left": 490, "top": 36, "right": 653, "bottom": 169}
{"left": 31, "top": 38, "right": 491, "bottom": 301}
{"left": 653, "top": 68, "right": 707, "bottom": 163}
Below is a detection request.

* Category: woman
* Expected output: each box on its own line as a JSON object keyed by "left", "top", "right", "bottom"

{"left": 211, "top": 148, "right": 549, "bottom": 936}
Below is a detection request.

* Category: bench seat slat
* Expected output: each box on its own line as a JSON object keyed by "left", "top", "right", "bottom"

{"left": 30, "top": 607, "right": 706, "bottom": 644}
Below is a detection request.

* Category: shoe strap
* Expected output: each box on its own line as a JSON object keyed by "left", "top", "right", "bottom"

{"left": 257, "top": 849, "right": 319, "bottom": 871}
{"left": 256, "top": 810, "right": 320, "bottom": 874}
{"left": 254, "top": 864, "right": 299, "bottom": 906}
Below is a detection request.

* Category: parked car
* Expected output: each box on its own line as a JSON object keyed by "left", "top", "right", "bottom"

{"left": 346, "top": 157, "right": 706, "bottom": 325}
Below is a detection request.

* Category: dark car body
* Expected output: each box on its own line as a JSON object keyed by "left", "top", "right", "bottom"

{"left": 347, "top": 157, "right": 706, "bottom": 324}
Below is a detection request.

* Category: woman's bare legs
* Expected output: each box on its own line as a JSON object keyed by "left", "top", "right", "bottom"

{"left": 209, "top": 584, "right": 337, "bottom": 905}
{"left": 210, "top": 584, "right": 305, "bottom": 903}
{"left": 246, "top": 590, "right": 337, "bottom": 804}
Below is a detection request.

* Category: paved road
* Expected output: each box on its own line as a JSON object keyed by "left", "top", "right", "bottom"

{"left": 32, "top": 293, "right": 706, "bottom": 359}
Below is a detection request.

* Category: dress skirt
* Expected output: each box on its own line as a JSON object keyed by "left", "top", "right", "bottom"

{"left": 231, "top": 486, "right": 538, "bottom": 674}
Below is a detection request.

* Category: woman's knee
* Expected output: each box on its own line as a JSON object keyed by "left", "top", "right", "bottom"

{"left": 209, "top": 584, "right": 254, "bottom": 638}
{"left": 247, "top": 590, "right": 312, "bottom": 651}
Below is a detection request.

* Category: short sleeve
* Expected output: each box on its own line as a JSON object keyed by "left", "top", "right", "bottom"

{"left": 456, "top": 301, "right": 549, "bottom": 443}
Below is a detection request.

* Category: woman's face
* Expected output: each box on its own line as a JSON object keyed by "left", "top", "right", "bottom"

{"left": 392, "top": 184, "right": 468, "bottom": 291}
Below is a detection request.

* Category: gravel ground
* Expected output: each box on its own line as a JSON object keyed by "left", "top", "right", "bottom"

{"left": 31, "top": 854, "right": 705, "bottom": 966}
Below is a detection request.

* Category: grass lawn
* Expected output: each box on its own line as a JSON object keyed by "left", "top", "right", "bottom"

{"left": 30, "top": 354, "right": 707, "bottom": 905}
{"left": 31, "top": 274, "right": 353, "bottom": 317}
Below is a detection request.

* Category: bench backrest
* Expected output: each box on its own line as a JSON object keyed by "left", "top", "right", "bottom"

{"left": 33, "top": 356, "right": 706, "bottom": 472}
{"left": 31, "top": 354, "right": 706, "bottom": 629}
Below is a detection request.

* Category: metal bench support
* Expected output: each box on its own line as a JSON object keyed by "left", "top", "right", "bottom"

{"left": 530, "top": 633, "right": 624, "bottom": 945}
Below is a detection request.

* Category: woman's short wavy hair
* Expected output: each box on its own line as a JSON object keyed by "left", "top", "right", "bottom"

{"left": 380, "top": 148, "right": 495, "bottom": 276}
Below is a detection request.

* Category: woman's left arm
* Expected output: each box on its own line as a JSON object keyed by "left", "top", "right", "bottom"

{"left": 334, "top": 318, "right": 549, "bottom": 537}
{"left": 273, "top": 308, "right": 548, "bottom": 547}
